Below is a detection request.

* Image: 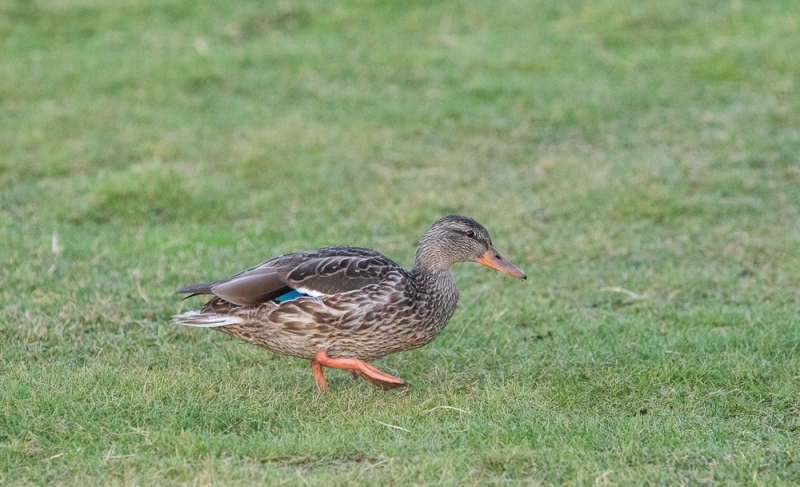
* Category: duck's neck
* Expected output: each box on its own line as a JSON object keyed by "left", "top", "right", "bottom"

{"left": 409, "top": 266, "right": 459, "bottom": 308}
{"left": 411, "top": 252, "right": 457, "bottom": 291}
{"left": 413, "top": 236, "right": 456, "bottom": 274}
{"left": 411, "top": 238, "right": 460, "bottom": 317}
{"left": 408, "top": 266, "right": 460, "bottom": 336}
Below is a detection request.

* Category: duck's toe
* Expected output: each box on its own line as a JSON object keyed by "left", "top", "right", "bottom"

{"left": 354, "top": 369, "right": 410, "bottom": 390}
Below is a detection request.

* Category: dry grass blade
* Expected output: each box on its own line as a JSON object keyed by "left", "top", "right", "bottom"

{"left": 599, "top": 286, "right": 641, "bottom": 299}
{"left": 373, "top": 420, "right": 410, "bottom": 433}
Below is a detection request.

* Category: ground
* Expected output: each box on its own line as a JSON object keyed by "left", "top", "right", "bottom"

{"left": 1, "top": 0, "right": 799, "bottom": 484}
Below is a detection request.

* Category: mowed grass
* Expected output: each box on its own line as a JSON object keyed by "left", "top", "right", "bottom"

{"left": 1, "top": 0, "right": 800, "bottom": 484}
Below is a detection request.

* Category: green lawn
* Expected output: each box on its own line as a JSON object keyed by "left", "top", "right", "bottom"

{"left": 2, "top": 0, "right": 800, "bottom": 484}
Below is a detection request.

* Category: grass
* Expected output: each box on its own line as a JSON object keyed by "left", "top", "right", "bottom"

{"left": 1, "top": 0, "right": 799, "bottom": 484}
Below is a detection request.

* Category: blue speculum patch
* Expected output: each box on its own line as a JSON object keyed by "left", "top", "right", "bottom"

{"left": 274, "top": 289, "right": 304, "bottom": 302}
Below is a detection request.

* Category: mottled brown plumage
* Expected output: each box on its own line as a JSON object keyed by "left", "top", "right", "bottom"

{"left": 174, "top": 215, "right": 526, "bottom": 391}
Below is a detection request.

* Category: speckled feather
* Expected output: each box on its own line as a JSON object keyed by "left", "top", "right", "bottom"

{"left": 202, "top": 250, "right": 458, "bottom": 360}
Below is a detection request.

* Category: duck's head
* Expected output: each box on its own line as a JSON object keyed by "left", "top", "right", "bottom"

{"left": 414, "top": 215, "right": 527, "bottom": 279}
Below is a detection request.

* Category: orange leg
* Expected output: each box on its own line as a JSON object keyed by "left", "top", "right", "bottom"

{"left": 310, "top": 350, "right": 410, "bottom": 391}
{"left": 310, "top": 360, "right": 329, "bottom": 392}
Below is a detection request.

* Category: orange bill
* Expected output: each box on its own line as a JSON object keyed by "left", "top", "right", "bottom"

{"left": 477, "top": 248, "right": 527, "bottom": 280}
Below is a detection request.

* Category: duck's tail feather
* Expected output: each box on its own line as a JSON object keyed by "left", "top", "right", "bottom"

{"left": 173, "top": 310, "right": 243, "bottom": 328}
{"left": 175, "top": 283, "right": 210, "bottom": 295}
{"left": 175, "top": 280, "right": 230, "bottom": 296}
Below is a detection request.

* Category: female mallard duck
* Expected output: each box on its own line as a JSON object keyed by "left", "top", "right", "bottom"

{"left": 174, "top": 215, "right": 526, "bottom": 391}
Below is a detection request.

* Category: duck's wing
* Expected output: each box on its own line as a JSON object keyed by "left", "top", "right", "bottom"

{"left": 175, "top": 246, "right": 404, "bottom": 306}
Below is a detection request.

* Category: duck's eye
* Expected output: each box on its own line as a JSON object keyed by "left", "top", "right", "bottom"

{"left": 466, "top": 230, "right": 475, "bottom": 238}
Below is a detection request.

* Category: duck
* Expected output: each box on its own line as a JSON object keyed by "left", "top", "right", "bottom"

{"left": 173, "top": 215, "right": 526, "bottom": 391}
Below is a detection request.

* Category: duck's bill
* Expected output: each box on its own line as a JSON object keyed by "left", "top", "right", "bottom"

{"left": 477, "top": 249, "right": 527, "bottom": 280}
